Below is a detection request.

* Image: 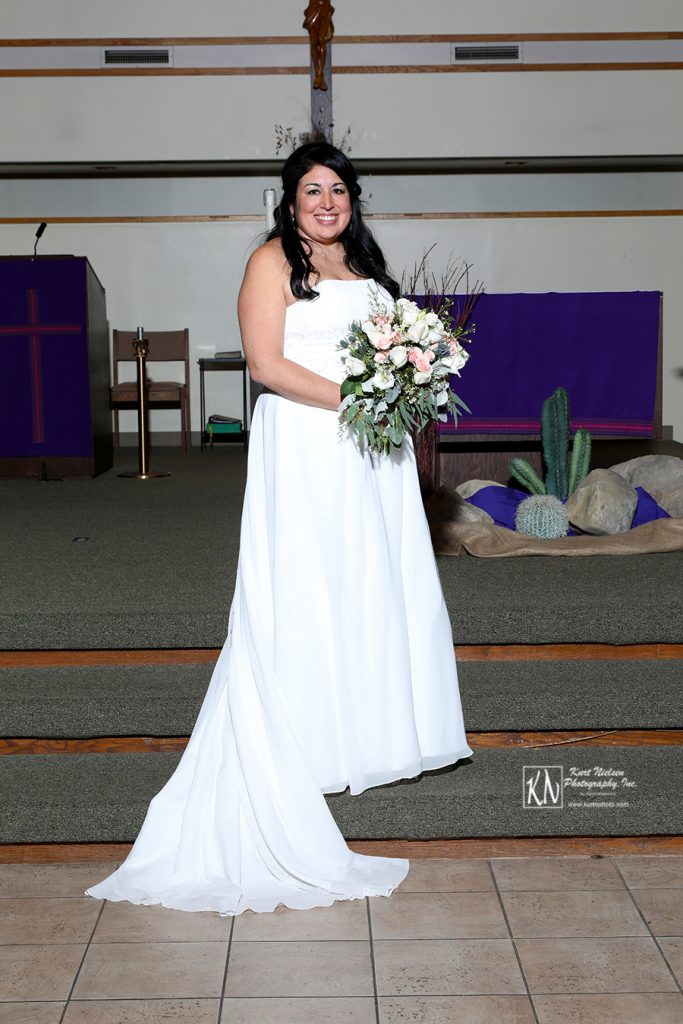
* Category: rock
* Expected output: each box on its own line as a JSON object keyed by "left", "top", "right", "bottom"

{"left": 425, "top": 485, "right": 494, "bottom": 526}
{"left": 610, "top": 454, "right": 683, "bottom": 517}
{"left": 455, "top": 479, "right": 506, "bottom": 500}
{"left": 651, "top": 487, "right": 683, "bottom": 518}
{"left": 565, "top": 468, "right": 638, "bottom": 535}
{"left": 452, "top": 492, "right": 494, "bottom": 524}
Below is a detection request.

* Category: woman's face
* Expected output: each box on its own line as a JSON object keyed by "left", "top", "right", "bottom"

{"left": 291, "top": 163, "right": 352, "bottom": 246}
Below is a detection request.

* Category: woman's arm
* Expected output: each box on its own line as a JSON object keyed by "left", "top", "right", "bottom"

{"left": 237, "top": 244, "right": 341, "bottom": 412}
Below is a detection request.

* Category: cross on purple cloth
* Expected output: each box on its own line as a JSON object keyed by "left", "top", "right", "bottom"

{"left": 0, "top": 257, "right": 96, "bottom": 458}
{"left": 0, "top": 288, "right": 80, "bottom": 444}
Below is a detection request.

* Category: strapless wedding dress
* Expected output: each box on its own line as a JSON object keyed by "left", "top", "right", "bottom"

{"left": 86, "top": 279, "right": 473, "bottom": 915}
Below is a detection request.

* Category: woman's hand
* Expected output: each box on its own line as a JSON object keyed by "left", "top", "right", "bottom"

{"left": 238, "top": 243, "right": 342, "bottom": 411}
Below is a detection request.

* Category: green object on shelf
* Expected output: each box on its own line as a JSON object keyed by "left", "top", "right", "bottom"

{"left": 206, "top": 421, "right": 242, "bottom": 434}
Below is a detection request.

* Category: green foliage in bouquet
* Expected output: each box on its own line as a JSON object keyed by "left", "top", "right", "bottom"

{"left": 514, "top": 494, "right": 570, "bottom": 539}
{"left": 509, "top": 386, "right": 591, "bottom": 500}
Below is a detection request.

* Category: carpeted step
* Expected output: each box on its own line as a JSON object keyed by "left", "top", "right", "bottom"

{"left": 439, "top": 552, "right": 683, "bottom": 647}
{"left": 1, "top": 451, "right": 681, "bottom": 649}
{"left": 1, "top": 747, "right": 681, "bottom": 843}
{"left": 1, "top": 659, "right": 681, "bottom": 738}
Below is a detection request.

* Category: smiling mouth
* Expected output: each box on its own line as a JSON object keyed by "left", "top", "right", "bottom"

{"left": 315, "top": 214, "right": 338, "bottom": 223}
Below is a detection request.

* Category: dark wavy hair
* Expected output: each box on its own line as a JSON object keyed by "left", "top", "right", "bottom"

{"left": 266, "top": 141, "right": 400, "bottom": 301}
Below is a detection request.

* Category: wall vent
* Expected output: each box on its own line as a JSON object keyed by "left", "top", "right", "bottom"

{"left": 452, "top": 44, "right": 521, "bottom": 62}
{"left": 102, "top": 48, "right": 173, "bottom": 68}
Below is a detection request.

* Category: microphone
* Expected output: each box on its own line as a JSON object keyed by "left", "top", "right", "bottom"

{"left": 33, "top": 222, "right": 47, "bottom": 257}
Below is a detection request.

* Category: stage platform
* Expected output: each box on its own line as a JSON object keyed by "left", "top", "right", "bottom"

{"left": 0, "top": 448, "right": 680, "bottom": 650}
{"left": 1, "top": 448, "right": 681, "bottom": 845}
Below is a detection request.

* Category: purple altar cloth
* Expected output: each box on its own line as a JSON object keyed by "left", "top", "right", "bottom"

{"left": 466, "top": 484, "right": 669, "bottom": 534}
{"left": 432, "top": 291, "right": 661, "bottom": 436}
{"left": 0, "top": 258, "right": 91, "bottom": 457}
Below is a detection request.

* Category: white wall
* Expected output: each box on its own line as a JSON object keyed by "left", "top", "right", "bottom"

{"left": 2, "top": 3, "right": 681, "bottom": 440}
{"left": 1, "top": 213, "right": 680, "bottom": 441}
{"left": 3, "top": 70, "right": 682, "bottom": 162}
{"left": 3, "top": 1, "right": 683, "bottom": 36}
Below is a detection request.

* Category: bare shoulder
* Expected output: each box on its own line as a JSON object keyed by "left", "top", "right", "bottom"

{"left": 243, "top": 239, "right": 288, "bottom": 286}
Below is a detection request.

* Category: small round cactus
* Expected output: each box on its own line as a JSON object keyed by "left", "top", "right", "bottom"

{"left": 515, "top": 494, "right": 569, "bottom": 539}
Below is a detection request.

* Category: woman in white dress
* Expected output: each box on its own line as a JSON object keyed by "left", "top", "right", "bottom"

{"left": 86, "top": 143, "right": 473, "bottom": 916}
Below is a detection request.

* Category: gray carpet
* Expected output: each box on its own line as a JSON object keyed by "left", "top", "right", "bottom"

{"left": 2, "top": 660, "right": 681, "bottom": 737}
{"left": 1, "top": 747, "right": 680, "bottom": 843}
{"left": 1, "top": 449, "right": 681, "bottom": 649}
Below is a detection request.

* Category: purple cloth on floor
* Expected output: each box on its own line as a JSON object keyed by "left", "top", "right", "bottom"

{"left": 424, "top": 291, "right": 661, "bottom": 437}
{"left": 466, "top": 484, "right": 669, "bottom": 535}
{"left": 632, "top": 486, "right": 671, "bottom": 527}
{"left": 465, "top": 485, "right": 580, "bottom": 535}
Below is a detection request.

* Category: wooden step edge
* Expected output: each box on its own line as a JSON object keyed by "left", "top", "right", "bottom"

{"left": 457, "top": 643, "right": 683, "bottom": 662}
{"left": 1, "top": 643, "right": 682, "bottom": 667}
{"left": 0, "top": 650, "right": 221, "bottom": 667}
{"left": 1, "top": 834, "right": 681, "bottom": 863}
{"left": 2, "top": 730, "right": 683, "bottom": 756}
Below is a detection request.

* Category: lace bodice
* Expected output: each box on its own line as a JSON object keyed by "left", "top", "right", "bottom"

{"left": 283, "top": 278, "right": 394, "bottom": 384}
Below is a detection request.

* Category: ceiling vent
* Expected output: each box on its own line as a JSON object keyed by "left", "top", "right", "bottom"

{"left": 452, "top": 44, "right": 521, "bottom": 63}
{"left": 101, "top": 48, "right": 173, "bottom": 68}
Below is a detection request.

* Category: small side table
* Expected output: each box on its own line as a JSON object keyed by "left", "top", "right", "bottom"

{"left": 197, "top": 357, "right": 248, "bottom": 452}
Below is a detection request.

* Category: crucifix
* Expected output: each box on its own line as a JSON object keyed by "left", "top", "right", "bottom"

{"left": 0, "top": 288, "right": 80, "bottom": 445}
{"left": 303, "top": 0, "right": 335, "bottom": 141}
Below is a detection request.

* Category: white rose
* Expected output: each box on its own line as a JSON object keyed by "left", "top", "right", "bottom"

{"left": 397, "top": 301, "right": 419, "bottom": 325}
{"left": 362, "top": 320, "right": 393, "bottom": 350}
{"left": 406, "top": 320, "right": 429, "bottom": 344}
{"left": 449, "top": 345, "right": 469, "bottom": 371}
{"left": 345, "top": 355, "right": 366, "bottom": 376}
{"left": 361, "top": 320, "right": 383, "bottom": 346}
{"left": 413, "top": 367, "right": 433, "bottom": 385}
{"left": 388, "top": 345, "right": 408, "bottom": 368}
{"left": 426, "top": 327, "right": 447, "bottom": 343}
{"left": 424, "top": 311, "right": 439, "bottom": 326}
{"left": 397, "top": 300, "right": 420, "bottom": 326}
{"left": 371, "top": 368, "right": 395, "bottom": 391}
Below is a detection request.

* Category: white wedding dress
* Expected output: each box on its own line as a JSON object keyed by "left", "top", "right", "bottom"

{"left": 86, "top": 279, "right": 473, "bottom": 915}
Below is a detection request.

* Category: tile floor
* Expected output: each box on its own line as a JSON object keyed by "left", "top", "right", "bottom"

{"left": 0, "top": 855, "right": 681, "bottom": 1023}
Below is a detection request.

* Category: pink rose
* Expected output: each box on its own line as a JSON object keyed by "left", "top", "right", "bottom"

{"left": 415, "top": 352, "right": 434, "bottom": 373}
{"left": 408, "top": 347, "right": 422, "bottom": 364}
{"left": 374, "top": 351, "right": 389, "bottom": 363}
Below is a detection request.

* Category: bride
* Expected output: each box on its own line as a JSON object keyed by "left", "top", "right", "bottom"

{"left": 86, "top": 142, "right": 473, "bottom": 916}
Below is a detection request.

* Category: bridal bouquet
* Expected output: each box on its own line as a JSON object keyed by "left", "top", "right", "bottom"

{"left": 337, "top": 286, "right": 473, "bottom": 455}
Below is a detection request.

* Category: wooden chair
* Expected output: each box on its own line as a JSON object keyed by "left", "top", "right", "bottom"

{"left": 111, "top": 329, "right": 191, "bottom": 451}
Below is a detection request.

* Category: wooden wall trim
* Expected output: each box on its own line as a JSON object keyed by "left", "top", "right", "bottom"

{"left": 2, "top": 211, "right": 682, "bottom": 226}
{"left": 2, "top": 62, "right": 682, "bottom": 77}
{"left": 1, "top": 33, "right": 682, "bottom": 47}
{"left": 336, "top": 63, "right": 683, "bottom": 74}
{"left": 0, "top": 67, "right": 308, "bottom": 78}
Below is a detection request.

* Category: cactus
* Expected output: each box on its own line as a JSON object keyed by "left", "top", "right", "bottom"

{"left": 542, "top": 387, "right": 569, "bottom": 499}
{"left": 515, "top": 494, "right": 569, "bottom": 539}
{"left": 568, "top": 427, "right": 591, "bottom": 495}
{"left": 508, "top": 387, "right": 591, "bottom": 500}
{"left": 509, "top": 457, "right": 546, "bottom": 495}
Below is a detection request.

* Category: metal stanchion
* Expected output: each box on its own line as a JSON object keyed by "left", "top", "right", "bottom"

{"left": 118, "top": 326, "right": 171, "bottom": 479}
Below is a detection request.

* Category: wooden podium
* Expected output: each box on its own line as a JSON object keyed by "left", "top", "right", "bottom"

{"left": 0, "top": 256, "right": 112, "bottom": 478}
